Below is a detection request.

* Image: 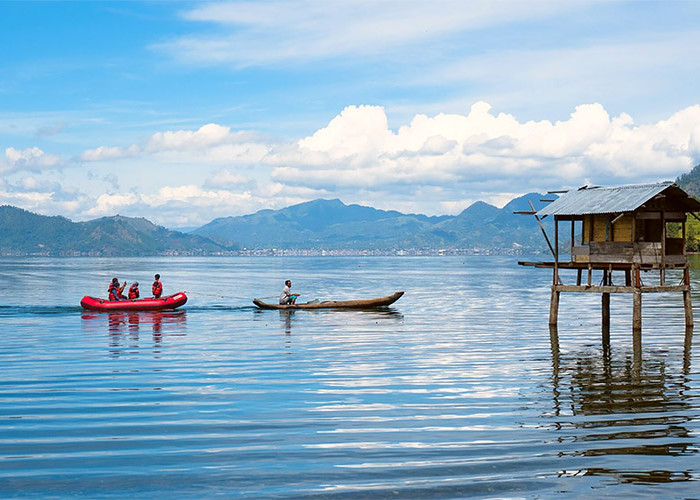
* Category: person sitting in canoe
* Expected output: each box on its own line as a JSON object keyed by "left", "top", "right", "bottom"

{"left": 279, "top": 279, "right": 299, "bottom": 305}
{"left": 128, "top": 282, "right": 140, "bottom": 300}
{"left": 108, "top": 278, "right": 127, "bottom": 301}
{"left": 152, "top": 274, "right": 163, "bottom": 298}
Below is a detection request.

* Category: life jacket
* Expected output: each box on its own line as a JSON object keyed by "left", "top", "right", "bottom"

{"left": 152, "top": 280, "right": 162, "bottom": 297}
{"left": 128, "top": 284, "right": 140, "bottom": 300}
{"left": 108, "top": 282, "right": 120, "bottom": 301}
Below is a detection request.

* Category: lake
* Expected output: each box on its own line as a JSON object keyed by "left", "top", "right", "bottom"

{"left": 0, "top": 255, "right": 698, "bottom": 498}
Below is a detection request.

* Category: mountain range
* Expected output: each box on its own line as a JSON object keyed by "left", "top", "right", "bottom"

{"left": 192, "top": 194, "right": 551, "bottom": 251}
{"left": 3, "top": 163, "right": 697, "bottom": 257}
{"left": 0, "top": 194, "right": 552, "bottom": 256}
{"left": 0, "top": 206, "right": 235, "bottom": 256}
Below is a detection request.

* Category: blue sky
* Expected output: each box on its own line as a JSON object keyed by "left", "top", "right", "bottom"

{"left": 2, "top": 0, "right": 700, "bottom": 228}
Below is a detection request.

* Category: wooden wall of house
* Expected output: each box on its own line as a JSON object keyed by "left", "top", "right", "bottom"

{"left": 582, "top": 214, "right": 633, "bottom": 243}
{"left": 613, "top": 215, "right": 633, "bottom": 242}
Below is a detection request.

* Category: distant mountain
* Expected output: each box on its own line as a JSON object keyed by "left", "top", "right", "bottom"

{"left": 0, "top": 206, "right": 236, "bottom": 256}
{"left": 193, "top": 196, "right": 553, "bottom": 251}
{"left": 676, "top": 163, "right": 700, "bottom": 198}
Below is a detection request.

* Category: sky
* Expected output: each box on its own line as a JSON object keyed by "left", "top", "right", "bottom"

{"left": 2, "top": 0, "right": 700, "bottom": 228}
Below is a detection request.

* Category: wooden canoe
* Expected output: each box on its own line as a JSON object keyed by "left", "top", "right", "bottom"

{"left": 253, "top": 291, "right": 404, "bottom": 310}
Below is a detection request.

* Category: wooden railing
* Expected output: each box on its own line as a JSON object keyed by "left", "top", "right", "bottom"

{"left": 571, "top": 239, "right": 686, "bottom": 266}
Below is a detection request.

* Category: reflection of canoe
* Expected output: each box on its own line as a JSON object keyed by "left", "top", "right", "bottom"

{"left": 253, "top": 291, "right": 404, "bottom": 310}
{"left": 80, "top": 292, "right": 188, "bottom": 312}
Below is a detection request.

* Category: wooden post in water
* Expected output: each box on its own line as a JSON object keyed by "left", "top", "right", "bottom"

{"left": 602, "top": 292, "right": 610, "bottom": 343}
{"left": 549, "top": 287, "right": 560, "bottom": 326}
{"left": 684, "top": 266, "right": 694, "bottom": 329}
{"left": 633, "top": 290, "right": 642, "bottom": 331}
{"left": 684, "top": 290, "right": 694, "bottom": 328}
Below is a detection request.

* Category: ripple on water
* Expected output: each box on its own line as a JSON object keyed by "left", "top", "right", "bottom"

{"left": 0, "top": 256, "right": 697, "bottom": 498}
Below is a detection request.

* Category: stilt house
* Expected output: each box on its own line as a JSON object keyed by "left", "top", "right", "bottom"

{"left": 520, "top": 182, "right": 700, "bottom": 331}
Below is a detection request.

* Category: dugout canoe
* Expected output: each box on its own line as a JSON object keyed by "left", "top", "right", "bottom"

{"left": 253, "top": 291, "right": 404, "bottom": 310}
{"left": 80, "top": 292, "right": 188, "bottom": 312}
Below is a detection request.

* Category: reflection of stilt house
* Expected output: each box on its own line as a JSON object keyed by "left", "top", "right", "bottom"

{"left": 519, "top": 182, "right": 700, "bottom": 332}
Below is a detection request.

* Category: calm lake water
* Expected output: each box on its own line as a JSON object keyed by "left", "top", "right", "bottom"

{"left": 0, "top": 255, "right": 698, "bottom": 498}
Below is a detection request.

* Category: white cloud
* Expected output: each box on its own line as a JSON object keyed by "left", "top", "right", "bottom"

{"left": 79, "top": 123, "right": 270, "bottom": 165}
{"left": 267, "top": 101, "right": 700, "bottom": 203}
{"left": 1, "top": 146, "right": 61, "bottom": 173}
{"left": 204, "top": 169, "right": 250, "bottom": 188}
{"left": 160, "top": 0, "right": 580, "bottom": 67}
{"left": 80, "top": 145, "right": 140, "bottom": 162}
{"left": 19, "top": 100, "right": 700, "bottom": 225}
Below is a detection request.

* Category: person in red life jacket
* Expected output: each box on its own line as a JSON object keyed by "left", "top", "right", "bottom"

{"left": 152, "top": 274, "right": 163, "bottom": 298}
{"left": 128, "top": 282, "right": 140, "bottom": 300}
{"left": 108, "top": 277, "right": 127, "bottom": 301}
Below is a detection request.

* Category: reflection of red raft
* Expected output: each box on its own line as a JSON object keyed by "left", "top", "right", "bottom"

{"left": 80, "top": 292, "right": 187, "bottom": 312}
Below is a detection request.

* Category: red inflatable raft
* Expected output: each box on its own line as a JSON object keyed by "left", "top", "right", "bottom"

{"left": 80, "top": 292, "right": 188, "bottom": 312}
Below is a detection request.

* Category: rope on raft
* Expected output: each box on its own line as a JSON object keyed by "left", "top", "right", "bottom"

{"left": 186, "top": 291, "right": 278, "bottom": 300}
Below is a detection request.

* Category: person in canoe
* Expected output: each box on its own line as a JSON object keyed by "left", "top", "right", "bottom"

{"left": 279, "top": 279, "right": 299, "bottom": 305}
{"left": 152, "top": 274, "right": 163, "bottom": 298}
{"left": 128, "top": 282, "right": 140, "bottom": 300}
{"left": 108, "top": 278, "right": 127, "bottom": 301}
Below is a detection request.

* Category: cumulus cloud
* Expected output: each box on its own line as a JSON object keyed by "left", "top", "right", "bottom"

{"left": 268, "top": 102, "right": 700, "bottom": 198}
{"left": 80, "top": 145, "right": 140, "bottom": 162}
{"left": 1, "top": 147, "right": 62, "bottom": 173}
{"left": 21, "top": 100, "right": 700, "bottom": 226}
{"left": 80, "top": 123, "right": 270, "bottom": 165}
{"left": 0, "top": 177, "right": 90, "bottom": 218}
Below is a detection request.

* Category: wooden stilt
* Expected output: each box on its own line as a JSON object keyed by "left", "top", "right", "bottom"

{"left": 632, "top": 327, "right": 642, "bottom": 376}
{"left": 632, "top": 289, "right": 643, "bottom": 369}
{"left": 633, "top": 290, "right": 642, "bottom": 331}
{"left": 683, "top": 289, "right": 693, "bottom": 328}
{"left": 549, "top": 287, "right": 560, "bottom": 326}
{"left": 602, "top": 292, "right": 610, "bottom": 344}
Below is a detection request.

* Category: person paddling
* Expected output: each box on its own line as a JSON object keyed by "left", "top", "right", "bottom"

{"left": 108, "top": 278, "right": 127, "bottom": 301}
{"left": 279, "top": 279, "right": 299, "bottom": 305}
{"left": 152, "top": 274, "right": 163, "bottom": 298}
{"left": 128, "top": 282, "right": 140, "bottom": 300}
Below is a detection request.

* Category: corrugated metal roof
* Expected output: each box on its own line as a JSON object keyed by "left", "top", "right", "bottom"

{"left": 537, "top": 182, "right": 676, "bottom": 217}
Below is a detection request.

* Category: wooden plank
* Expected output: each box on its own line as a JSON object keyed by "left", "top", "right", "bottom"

{"left": 553, "top": 284, "right": 689, "bottom": 293}
{"left": 636, "top": 212, "right": 661, "bottom": 220}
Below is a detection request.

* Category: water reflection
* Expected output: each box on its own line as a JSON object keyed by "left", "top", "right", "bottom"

{"left": 547, "top": 326, "right": 696, "bottom": 485}
{"left": 254, "top": 307, "right": 405, "bottom": 336}
{"left": 81, "top": 310, "right": 187, "bottom": 355}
